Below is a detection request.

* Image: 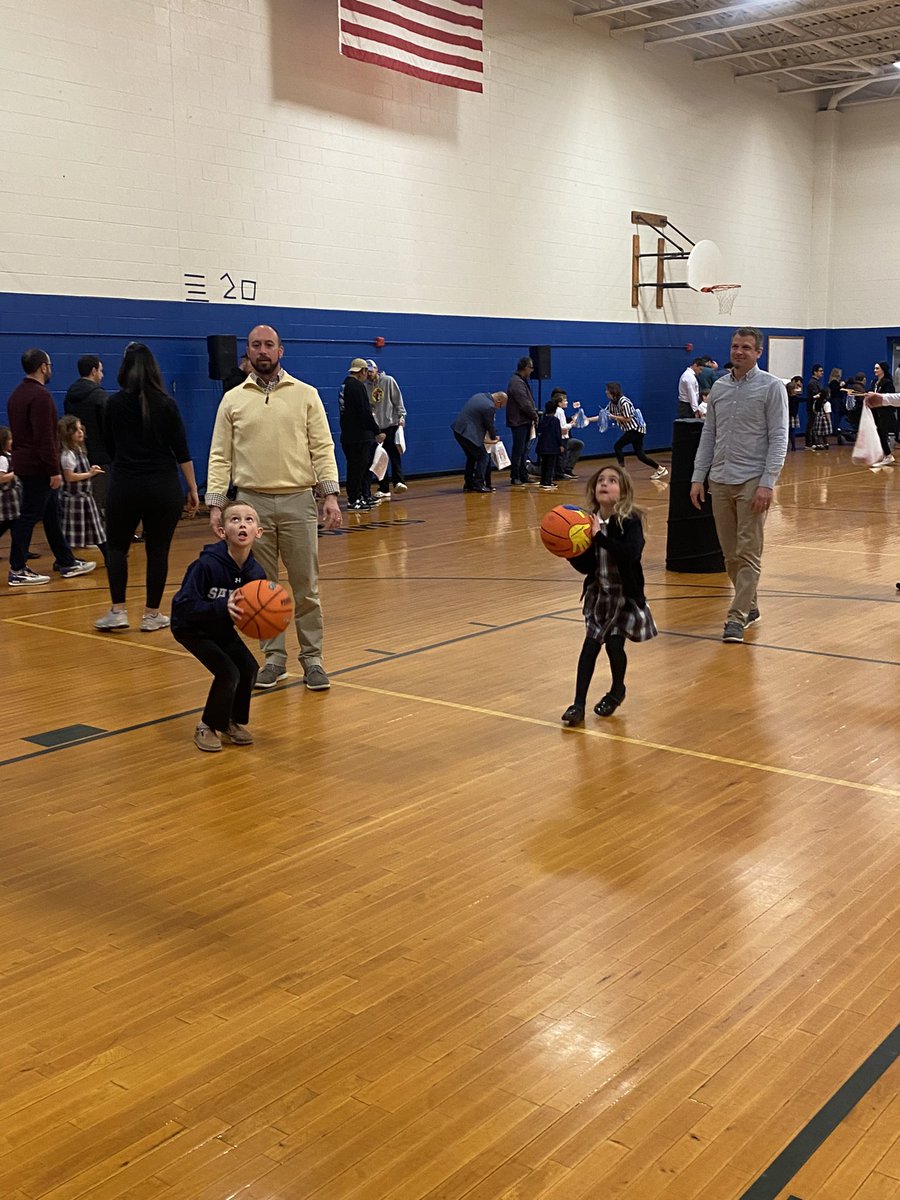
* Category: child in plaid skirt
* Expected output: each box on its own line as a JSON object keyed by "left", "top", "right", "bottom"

{"left": 58, "top": 416, "right": 107, "bottom": 561}
{"left": 559, "top": 464, "right": 657, "bottom": 726}
{"left": 0, "top": 426, "right": 23, "bottom": 550}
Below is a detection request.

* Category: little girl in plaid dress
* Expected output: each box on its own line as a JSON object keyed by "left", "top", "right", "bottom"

{"left": 560, "top": 464, "right": 657, "bottom": 726}
{"left": 0, "top": 425, "right": 22, "bottom": 550}
{"left": 58, "top": 416, "right": 107, "bottom": 560}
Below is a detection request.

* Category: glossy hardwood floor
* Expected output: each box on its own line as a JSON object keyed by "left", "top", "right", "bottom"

{"left": 1, "top": 445, "right": 898, "bottom": 1200}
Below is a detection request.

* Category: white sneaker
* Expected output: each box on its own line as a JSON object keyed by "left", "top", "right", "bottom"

{"left": 140, "top": 612, "right": 170, "bottom": 632}
{"left": 394, "top": 482, "right": 408, "bottom": 492}
{"left": 59, "top": 559, "right": 97, "bottom": 579}
{"left": 651, "top": 467, "right": 669, "bottom": 480}
{"left": 8, "top": 567, "right": 51, "bottom": 587}
{"left": 95, "top": 609, "right": 129, "bottom": 631}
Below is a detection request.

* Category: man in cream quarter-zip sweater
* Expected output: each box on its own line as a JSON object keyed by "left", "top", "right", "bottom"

{"left": 205, "top": 325, "right": 341, "bottom": 691}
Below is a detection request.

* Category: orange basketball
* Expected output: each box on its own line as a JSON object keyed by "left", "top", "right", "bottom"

{"left": 232, "top": 579, "right": 294, "bottom": 639}
{"left": 540, "top": 504, "right": 593, "bottom": 558}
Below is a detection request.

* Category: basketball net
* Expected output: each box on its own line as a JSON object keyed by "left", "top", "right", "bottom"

{"left": 701, "top": 284, "right": 741, "bottom": 315}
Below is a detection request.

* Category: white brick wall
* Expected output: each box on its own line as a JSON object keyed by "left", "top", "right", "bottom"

{"left": 828, "top": 104, "right": 900, "bottom": 329}
{"left": 0, "top": 0, "right": 840, "bottom": 326}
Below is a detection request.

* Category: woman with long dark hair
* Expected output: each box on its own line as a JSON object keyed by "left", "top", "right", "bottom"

{"left": 95, "top": 343, "right": 198, "bottom": 631}
{"left": 871, "top": 361, "right": 896, "bottom": 466}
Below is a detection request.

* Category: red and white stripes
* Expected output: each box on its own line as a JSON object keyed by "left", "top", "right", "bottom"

{"left": 339, "top": 0, "right": 484, "bottom": 93}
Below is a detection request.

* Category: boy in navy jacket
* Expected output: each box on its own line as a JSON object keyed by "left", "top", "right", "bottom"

{"left": 172, "top": 500, "right": 266, "bottom": 753}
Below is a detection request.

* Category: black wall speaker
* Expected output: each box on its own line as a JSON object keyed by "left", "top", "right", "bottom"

{"left": 207, "top": 334, "right": 238, "bottom": 380}
{"left": 529, "top": 345, "right": 552, "bottom": 380}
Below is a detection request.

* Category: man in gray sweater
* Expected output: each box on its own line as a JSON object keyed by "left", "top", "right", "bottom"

{"left": 366, "top": 360, "right": 408, "bottom": 498}
{"left": 690, "top": 327, "right": 788, "bottom": 644}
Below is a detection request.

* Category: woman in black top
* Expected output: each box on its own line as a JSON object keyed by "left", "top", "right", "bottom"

{"left": 95, "top": 343, "right": 199, "bottom": 632}
{"left": 871, "top": 362, "right": 897, "bottom": 464}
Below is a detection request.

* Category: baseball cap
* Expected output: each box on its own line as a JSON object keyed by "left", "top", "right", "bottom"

{"left": 366, "top": 359, "right": 378, "bottom": 371}
{"left": 349, "top": 357, "right": 369, "bottom": 372}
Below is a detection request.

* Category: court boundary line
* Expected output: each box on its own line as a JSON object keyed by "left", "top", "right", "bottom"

{"left": 3, "top": 667, "right": 898, "bottom": 800}
{"left": 738, "top": 1020, "right": 900, "bottom": 1199}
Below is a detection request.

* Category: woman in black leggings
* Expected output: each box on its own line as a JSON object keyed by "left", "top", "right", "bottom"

{"left": 606, "top": 383, "right": 668, "bottom": 480}
{"left": 95, "top": 343, "right": 198, "bottom": 632}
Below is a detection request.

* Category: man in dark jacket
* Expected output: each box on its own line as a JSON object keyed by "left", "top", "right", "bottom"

{"left": 340, "top": 357, "right": 385, "bottom": 510}
{"left": 65, "top": 354, "right": 111, "bottom": 510}
{"left": 451, "top": 391, "right": 507, "bottom": 492}
{"left": 7, "top": 348, "right": 96, "bottom": 586}
{"left": 506, "top": 356, "right": 538, "bottom": 486}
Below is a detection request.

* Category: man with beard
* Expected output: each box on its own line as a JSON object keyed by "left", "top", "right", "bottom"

{"left": 205, "top": 325, "right": 341, "bottom": 691}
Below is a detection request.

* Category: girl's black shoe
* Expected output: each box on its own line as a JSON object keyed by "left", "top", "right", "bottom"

{"left": 560, "top": 705, "right": 585, "bottom": 727}
{"left": 594, "top": 691, "right": 625, "bottom": 717}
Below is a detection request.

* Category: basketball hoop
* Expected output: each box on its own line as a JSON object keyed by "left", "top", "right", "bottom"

{"left": 701, "top": 284, "right": 741, "bottom": 315}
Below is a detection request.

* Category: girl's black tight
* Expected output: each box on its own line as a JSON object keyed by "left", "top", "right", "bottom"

{"left": 574, "top": 634, "right": 627, "bottom": 706}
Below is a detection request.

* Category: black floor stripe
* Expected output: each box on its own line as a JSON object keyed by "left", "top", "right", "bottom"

{"left": 739, "top": 1021, "right": 900, "bottom": 1199}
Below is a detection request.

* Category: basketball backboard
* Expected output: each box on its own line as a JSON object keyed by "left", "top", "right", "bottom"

{"left": 686, "top": 240, "right": 723, "bottom": 291}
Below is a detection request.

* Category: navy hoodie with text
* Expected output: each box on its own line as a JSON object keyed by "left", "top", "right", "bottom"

{"left": 171, "top": 540, "right": 266, "bottom": 639}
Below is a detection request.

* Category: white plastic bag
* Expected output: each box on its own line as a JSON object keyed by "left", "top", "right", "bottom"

{"left": 571, "top": 406, "right": 588, "bottom": 430}
{"left": 395, "top": 426, "right": 406, "bottom": 453}
{"left": 370, "top": 444, "right": 389, "bottom": 480}
{"left": 489, "top": 440, "right": 511, "bottom": 469}
{"left": 597, "top": 408, "right": 609, "bottom": 433}
{"left": 851, "top": 404, "right": 883, "bottom": 467}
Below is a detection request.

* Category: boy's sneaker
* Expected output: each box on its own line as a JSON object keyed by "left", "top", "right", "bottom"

{"left": 303, "top": 663, "right": 330, "bottom": 691}
{"left": 95, "top": 609, "right": 129, "bottom": 631}
{"left": 539, "top": 484, "right": 558, "bottom": 492}
{"left": 745, "top": 608, "right": 761, "bottom": 627}
{"left": 255, "top": 662, "right": 288, "bottom": 689}
{"left": 722, "top": 620, "right": 744, "bottom": 643}
{"left": 651, "top": 467, "right": 669, "bottom": 480}
{"left": 371, "top": 492, "right": 387, "bottom": 503}
{"left": 59, "top": 559, "right": 97, "bottom": 579}
{"left": 9, "top": 567, "right": 51, "bottom": 587}
{"left": 193, "top": 723, "right": 222, "bottom": 753}
{"left": 222, "top": 722, "right": 254, "bottom": 745}
{"left": 394, "top": 482, "right": 408, "bottom": 492}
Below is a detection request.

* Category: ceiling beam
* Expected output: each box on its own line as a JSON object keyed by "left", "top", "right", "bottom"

{"left": 779, "top": 71, "right": 896, "bottom": 95}
{"left": 697, "top": 22, "right": 900, "bottom": 64}
{"left": 619, "top": 0, "right": 868, "bottom": 42}
{"left": 736, "top": 48, "right": 900, "bottom": 78}
{"left": 574, "top": 1, "right": 669, "bottom": 22}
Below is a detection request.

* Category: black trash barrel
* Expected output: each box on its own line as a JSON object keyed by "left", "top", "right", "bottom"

{"left": 665, "top": 419, "right": 724, "bottom": 573}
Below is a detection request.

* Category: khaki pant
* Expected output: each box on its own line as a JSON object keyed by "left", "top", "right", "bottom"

{"left": 237, "top": 488, "right": 323, "bottom": 668}
{"left": 709, "top": 477, "right": 767, "bottom": 626}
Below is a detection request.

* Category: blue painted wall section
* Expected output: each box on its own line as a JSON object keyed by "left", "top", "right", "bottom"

{"left": 1, "top": 291, "right": 892, "bottom": 490}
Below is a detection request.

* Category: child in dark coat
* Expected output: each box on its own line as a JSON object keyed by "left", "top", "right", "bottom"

{"left": 171, "top": 500, "right": 266, "bottom": 753}
{"left": 536, "top": 398, "right": 564, "bottom": 490}
{"left": 560, "top": 464, "right": 657, "bottom": 726}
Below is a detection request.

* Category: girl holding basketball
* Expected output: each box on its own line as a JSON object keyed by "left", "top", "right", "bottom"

{"left": 560, "top": 465, "right": 657, "bottom": 726}
{"left": 171, "top": 501, "right": 267, "bottom": 753}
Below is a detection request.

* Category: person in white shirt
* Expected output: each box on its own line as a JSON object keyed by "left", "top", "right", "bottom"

{"left": 677, "top": 358, "right": 706, "bottom": 419}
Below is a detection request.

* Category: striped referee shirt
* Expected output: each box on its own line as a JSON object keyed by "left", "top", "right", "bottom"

{"left": 609, "top": 396, "right": 645, "bottom": 433}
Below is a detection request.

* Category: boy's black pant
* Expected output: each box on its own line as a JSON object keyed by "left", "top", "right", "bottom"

{"left": 174, "top": 629, "right": 259, "bottom": 731}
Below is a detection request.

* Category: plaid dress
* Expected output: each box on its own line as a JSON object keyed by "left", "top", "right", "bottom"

{"left": 0, "top": 452, "right": 21, "bottom": 522}
{"left": 583, "top": 518, "right": 658, "bottom": 644}
{"left": 59, "top": 449, "right": 106, "bottom": 546}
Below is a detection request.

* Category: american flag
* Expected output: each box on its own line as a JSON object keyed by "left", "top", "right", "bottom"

{"left": 338, "top": 1, "right": 484, "bottom": 93}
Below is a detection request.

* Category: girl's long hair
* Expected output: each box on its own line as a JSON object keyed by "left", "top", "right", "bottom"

{"left": 58, "top": 414, "right": 82, "bottom": 453}
{"left": 584, "top": 464, "right": 647, "bottom": 530}
{"left": 117, "top": 342, "right": 169, "bottom": 432}
{"left": 0, "top": 425, "right": 11, "bottom": 455}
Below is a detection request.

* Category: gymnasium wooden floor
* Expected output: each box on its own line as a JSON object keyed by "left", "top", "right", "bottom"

{"left": 1, "top": 446, "right": 898, "bottom": 1200}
